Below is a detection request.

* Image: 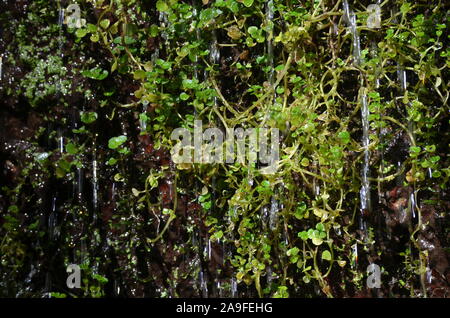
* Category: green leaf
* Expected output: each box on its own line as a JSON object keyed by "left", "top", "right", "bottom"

{"left": 213, "top": 230, "right": 224, "bottom": 241}
{"left": 82, "top": 68, "right": 109, "bottom": 80}
{"left": 261, "top": 180, "right": 270, "bottom": 188}
{"left": 182, "top": 78, "right": 199, "bottom": 89}
{"left": 65, "top": 143, "right": 78, "bottom": 155}
{"left": 93, "top": 274, "right": 108, "bottom": 284}
{"left": 100, "top": 19, "right": 110, "bottom": 29}
{"left": 316, "top": 223, "right": 325, "bottom": 232}
{"left": 133, "top": 70, "right": 147, "bottom": 80}
{"left": 80, "top": 111, "right": 98, "bottom": 124}
{"left": 287, "top": 247, "right": 299, "bottom": 257}
{"left": 107, "top": 157, "right": 118, "bottom": 165}
{"left": 198, "top": 8, "right": 222, "bottom": 27}
{"left": 338, "top": 131, "right": 350, "bottom": 144}
{"left": 400, "top": 2, "right": 411, "bottom": 15}
{"left": 156, "top": 59, "right": 172, "bottom": 70}
{"left": 149, "top": 24, "right": 159, "bottom": 37}
{"left": 322, "top": 250, "right": 332, "bottom": 261}
{"left": 301, "top": 157, "right": 310, "bottom": 167}
{"left": 90, "top": 33, "right": 99, "bottom": 42}
{"left": 430, "top": 155, "right": 440, "bottom": 163}
{"left": 75, "top": 28, "right": 88, "bottom": 38}
{"left": 180, "top": 92, "right": 190, "bottom": 101}
{"left": 156, "top": 0, "right": 169, "bottom": 12}
{"left": 242, "top": 0, "right": 254, "bottom": 7}
{"left": 294, "top": 202, "right": 307, "bottom": 219}
{"left": 298, "top": 231, "right": 308, "bottom": 241}
{"left": 248, "top": 26, "right": 259, "bottom": 38}
{"left": 108, "top": 135, "right": 127, "bottom": 149}
{"left": 87, "top": 24, "right": 97, "bottom": 33}
{"left": 432, "top": 171, "right": 442, "bottom": 178}
{"left": 311, "top": 237, "right": 323, "bottom": 246}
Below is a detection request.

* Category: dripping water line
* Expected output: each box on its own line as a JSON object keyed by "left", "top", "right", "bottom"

{"left": 191, "top": 2, "right": 206, "bottom": 297}
{"left": 343, "top": 0, "right": 370, "bottom": 238}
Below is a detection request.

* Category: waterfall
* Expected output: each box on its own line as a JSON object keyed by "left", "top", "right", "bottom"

{"left": 343, "top": 0, "right": 370, "bottom": 234}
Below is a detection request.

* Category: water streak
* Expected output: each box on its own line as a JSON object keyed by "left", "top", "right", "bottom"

{"left": 92, "top": 158, "right": 98, "bottom": 217}
{"left": 343, "top": 0, "right": 361, "bottom": 65}
{"left": 231, "top": 277, "right": 238, "bottom": 297}
{"left": 199, "top": 270, "right": 208, "bottom": 298}
{"left": 269, "top": 195, "right": 279, "bottom": 231}
{"left": 266, "top": 0, "right": 275, "bottom": 85}
{"left": 265, "top": 0, "right": 280, "bottom": 233}
{"left": 343, "top": 0, "right": 370, "bottom": 233}
{"left": 397, "top": 64, "right": 418, "bottom": 222}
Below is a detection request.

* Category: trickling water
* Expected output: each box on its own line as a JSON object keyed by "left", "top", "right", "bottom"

{"left": 344, "top": 0, "right": 370, "bottom": 234}
{"left": 426, "top": 267, "right": 432, "bottom": 284}
{"left": 343, "top": 0, "right": 361, "bottom": 65}
{"left": 209, "top": 31, "right": 220, "bottom": 68}
{"left": 269, "top": 195, "right": 279, "bottom": 231}
{"left": 139, "top": 102, "right": 148, "bottom": 133}
{"left": 264, "top": 0, "right": 280, "bottom": 235}
{"left": 266, "top": 0, "right": 275, "bottom": 85}
{"left": 398, "top": 62, "right": 419, "bottom": 224}
{"left": 217, "top": 281, "right": 223, "bottom": 297}
{"left": 189, "top": 4, "right": 208, "bottom": 298}
{"left": 92, "top": 158, "right": 98, "bottom": 218}
{"left": 312, "top": 161, "right": 321, "bottom": 196}
{"left": 207, "top": 237, "right": 212, "bottom": 261}
{"left": 351, "top": 243, "right": 358, "bottom": 268}
{"left": 408, "top": 191, "right": 416, "bottom": 219}
{"left": 231, "top": 277, "right": 238, "bottom": 297}
{"left": 48, "top": 196, "right": 57, "bottom": 240}
{"left": 200, "top": 27, "right": 221, "bottom": 297}
{"left": 159, "top": 11, "right": 169, "bottom": 45}
{"left": 397, "top": 67, "right": 407, "bottom": 92}
{"left": 360, "top": 92, "right": 371, "bottom": 220}
{"left": 44, "top": 4, "right": 66, "bottom": 297}
{"left": 58, "top": 133, "right": 64, "bottom": 153}
{"left": 199, "top": 270, "right": 208, "bottom": 298}
{"left": 75, "top": 166, "right": 84, "bottom": 203}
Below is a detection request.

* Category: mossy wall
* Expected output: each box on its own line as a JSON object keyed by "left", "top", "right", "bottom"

{"left": 0, "top": 0, "right": 449, "bottom": 297}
